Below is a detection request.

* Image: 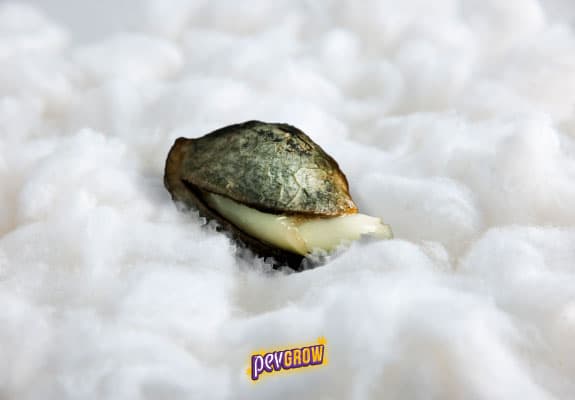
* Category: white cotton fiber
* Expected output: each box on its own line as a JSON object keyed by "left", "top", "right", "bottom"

{"left": 0, "top": 292, "right": 52, "bottom": 394}
{"left": 73, "top": 33, "right": 183, "bottom": 84}
{"left": 461, "top": 227, "right": 575, "bottom": 395}
{"left": 461, "top": 0, "right": 545, "bottom": 54}
{"left": 2, "top": 1, "right": 575, "bottom": 399}
{"left": 0, "top": 2, "right": 67, "bottom": 57}
{"left": 494, "top": 26, "right": 575, "bottom": 123}
{"left": 357, "top": 174, "right": 482, "bottom": 255}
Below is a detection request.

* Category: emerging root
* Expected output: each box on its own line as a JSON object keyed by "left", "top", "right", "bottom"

{"left": 204, "top": 192, "right": 393, "bottom": 256}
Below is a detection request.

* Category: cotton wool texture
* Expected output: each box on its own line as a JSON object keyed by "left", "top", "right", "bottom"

{"left": 1, "top": 0, "right": 575, "bottom": 399}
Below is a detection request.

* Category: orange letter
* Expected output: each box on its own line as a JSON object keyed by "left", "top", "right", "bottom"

{"left": 302, "top": 347, "right": 311, "bottom": 365}
{"left": 310, "top": 345, "right": 324, "bottom": 365}
{"left": 293, "top": 349, "right": 301, "bottom": 367}
{"left": 284, "top": 350, "right": 292, "bottom": 368}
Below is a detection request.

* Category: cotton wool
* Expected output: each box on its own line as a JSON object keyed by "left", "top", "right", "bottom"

{"left": 1, "top": 1, "right": 575, "bottom": 399}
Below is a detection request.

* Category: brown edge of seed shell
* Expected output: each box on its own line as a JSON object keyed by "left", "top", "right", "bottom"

{"left": 164, "top": 137, "right": 306, "bottom": 271}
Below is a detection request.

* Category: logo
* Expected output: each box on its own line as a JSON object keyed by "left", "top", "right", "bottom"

{"left": 247, "top": 337, "right": 327, "bottom": 382}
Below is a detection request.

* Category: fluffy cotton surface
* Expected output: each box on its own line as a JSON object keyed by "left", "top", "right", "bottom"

{"left": 1, "top": 0, "right": 575, "bottom": 399}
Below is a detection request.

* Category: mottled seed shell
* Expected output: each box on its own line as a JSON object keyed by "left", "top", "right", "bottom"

{"left": 164, "top": 120, "right": 358, "bottom": 269}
